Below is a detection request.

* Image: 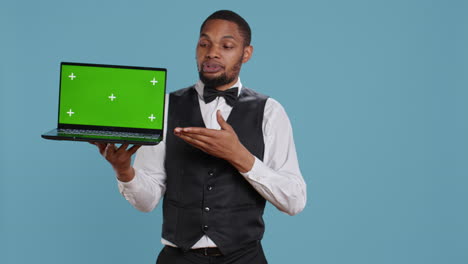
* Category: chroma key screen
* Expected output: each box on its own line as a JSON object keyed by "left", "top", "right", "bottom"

{"left": 58, "top": 63, "right": 166, "bottom": 130}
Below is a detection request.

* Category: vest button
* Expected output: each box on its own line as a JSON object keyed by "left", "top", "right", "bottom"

{"left": 207, "top": 186, "right": 213, "bottom": 191}
{"left": 203, "top": 225, "right": 209, "bottom": 231}
{"left": 204, "top": 207, "right": 210, "bottom": 212}
{"left": 208, "top": 171, "right": 214, "bottom": 176}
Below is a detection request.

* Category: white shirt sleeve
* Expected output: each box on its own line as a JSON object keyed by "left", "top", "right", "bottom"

{"left": 240, "top": 98, "right": 307, "bottom": 216}
{"left": 117, "top": 143, "right": 167, "bottom": 212}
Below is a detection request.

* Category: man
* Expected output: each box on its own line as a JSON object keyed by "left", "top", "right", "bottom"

{"left": 93, "top": 10, "right": 306, "bottom": 264}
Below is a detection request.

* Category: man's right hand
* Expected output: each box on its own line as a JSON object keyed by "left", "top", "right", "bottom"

{"left": 91, "top": 142, "right": 142, "bottom": 182}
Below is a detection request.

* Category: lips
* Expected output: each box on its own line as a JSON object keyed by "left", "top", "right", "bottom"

{"left": 202, "top": 62, "right": 224, "bottom": 73}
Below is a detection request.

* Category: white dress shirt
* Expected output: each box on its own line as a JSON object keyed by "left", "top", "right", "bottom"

{"left": 117, "top": 78, "right": 307, "bottom": 248}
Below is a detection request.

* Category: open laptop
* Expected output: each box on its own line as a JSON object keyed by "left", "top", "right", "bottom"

{"left": 42, "top": 62, "right": 166, "bottom": 145}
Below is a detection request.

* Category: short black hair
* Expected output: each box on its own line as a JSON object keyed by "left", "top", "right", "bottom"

{"left": 200, "top": 10, "right": 252, "bottom": 46}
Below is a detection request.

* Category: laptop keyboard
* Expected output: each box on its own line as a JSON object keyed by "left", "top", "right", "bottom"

{"left": 58, "top": 129, "right": 159, "bottom": 139}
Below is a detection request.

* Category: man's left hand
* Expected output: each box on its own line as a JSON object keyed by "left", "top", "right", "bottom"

{"left": 174, "top": 110, "right": 254, "bottom": 173}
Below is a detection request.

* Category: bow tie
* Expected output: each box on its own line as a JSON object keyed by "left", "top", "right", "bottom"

{"left": 203, "top": 86, "right": 239, "bottom": 107}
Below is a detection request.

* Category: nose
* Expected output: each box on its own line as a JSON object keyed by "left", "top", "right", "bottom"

{"left": 206, "top": 45, "right": 220, "bottom": 59}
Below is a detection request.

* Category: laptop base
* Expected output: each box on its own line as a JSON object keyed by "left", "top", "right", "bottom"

{"left": 41, "top": 129, "right": 161, "bottom": 145}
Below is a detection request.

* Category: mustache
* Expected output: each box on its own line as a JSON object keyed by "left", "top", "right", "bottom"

{"left": 200, "top": 61, "right": 225, "bottom": 71}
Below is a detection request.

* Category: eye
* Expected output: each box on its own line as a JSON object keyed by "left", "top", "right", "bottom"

{"left": 199, "top": 40, "right": 209, "bottom": 47}
{"left": 223, "top": 45, "right": 234, "bottom": 49}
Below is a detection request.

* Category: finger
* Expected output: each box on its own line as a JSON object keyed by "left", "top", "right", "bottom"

{"left": 117, "top": 143, "right": 130, "bottom": 154}
{"left": 128, "top": 145, "right": 142, "bottom": 155}
{"left": 92, "top": 142, "right": 107, "bottom": 155}
{"left": 216, "top": 110, "right": 233, "bottom": 131}
{"left": 180, "top": 127, "right": 219, "bottom": 137}
{"left": 177, "top": 133, "right": 210, "bottom": 150}
{"left": 174, "top": 127, "right": 186, "bottom": 138}
{"left": 178, "top": 131, "right": 212, "bottom": 143}
{"left": 104, "top": 143, "right": 116, "bottom": 157}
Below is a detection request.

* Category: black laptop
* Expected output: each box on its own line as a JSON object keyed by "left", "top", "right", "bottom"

{"left": 42, "top": 62, "right": 166, "bottom": 145}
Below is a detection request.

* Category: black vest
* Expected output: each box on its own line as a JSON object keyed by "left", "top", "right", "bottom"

{"left": 163, "top": 86, "right": 269, "bottom": 255}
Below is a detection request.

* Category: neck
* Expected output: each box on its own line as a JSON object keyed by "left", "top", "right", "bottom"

{"left": 204, "top": 77, "right": 239, "bottom": 91}
{"left": 214, "top": 81, "right": 237, "bottom": 91}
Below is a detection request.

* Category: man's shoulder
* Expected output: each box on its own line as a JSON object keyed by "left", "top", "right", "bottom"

{"left": 243, "top": 88, "right": 286, "bottom": 116}
{"left": 239, "top": 88, "right": 289, "bottom": 119}
{"left": 241, "top": 87, "right": 270, "bottom": 101}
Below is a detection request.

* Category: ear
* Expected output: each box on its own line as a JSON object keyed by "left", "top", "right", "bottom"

{"left": 242, "top": 45, "right": 253, "bottom": 63}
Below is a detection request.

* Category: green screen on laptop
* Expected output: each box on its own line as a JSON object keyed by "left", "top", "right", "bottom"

{"left": 59, "top": 63, "right": 166, "bottom": 130}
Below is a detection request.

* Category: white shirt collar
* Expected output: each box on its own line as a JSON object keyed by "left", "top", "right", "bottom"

{"left": 194, "top": 78, "right": 243, "bottom": 99}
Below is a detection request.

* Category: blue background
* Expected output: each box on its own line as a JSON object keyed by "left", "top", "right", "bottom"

{"left": 1, "top": 0, "right": 467, "bottom": 263}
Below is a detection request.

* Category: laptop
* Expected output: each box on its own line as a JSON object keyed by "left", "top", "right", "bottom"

{"left": 42, "top": 62, "right": 166, "bottom": 145}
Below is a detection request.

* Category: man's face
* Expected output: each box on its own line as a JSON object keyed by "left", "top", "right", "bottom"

{"left": 196, "top": 19, "right": 252, "bottom": 90}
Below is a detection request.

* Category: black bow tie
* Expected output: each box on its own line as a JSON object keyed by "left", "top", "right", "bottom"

{"left": 203, "top": 86, "right": 239, "bottom": 106}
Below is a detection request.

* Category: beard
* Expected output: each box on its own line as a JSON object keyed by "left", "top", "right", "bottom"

{"left": 199, "top": 71, "right": 235, "bottom": 88}
{"left": 198, "top": 55, "right": 243, "bottom": 89}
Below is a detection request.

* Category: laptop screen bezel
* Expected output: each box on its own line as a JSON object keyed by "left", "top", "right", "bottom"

{"left": 56, "top": 62, "right": 167, "bottom": 135}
